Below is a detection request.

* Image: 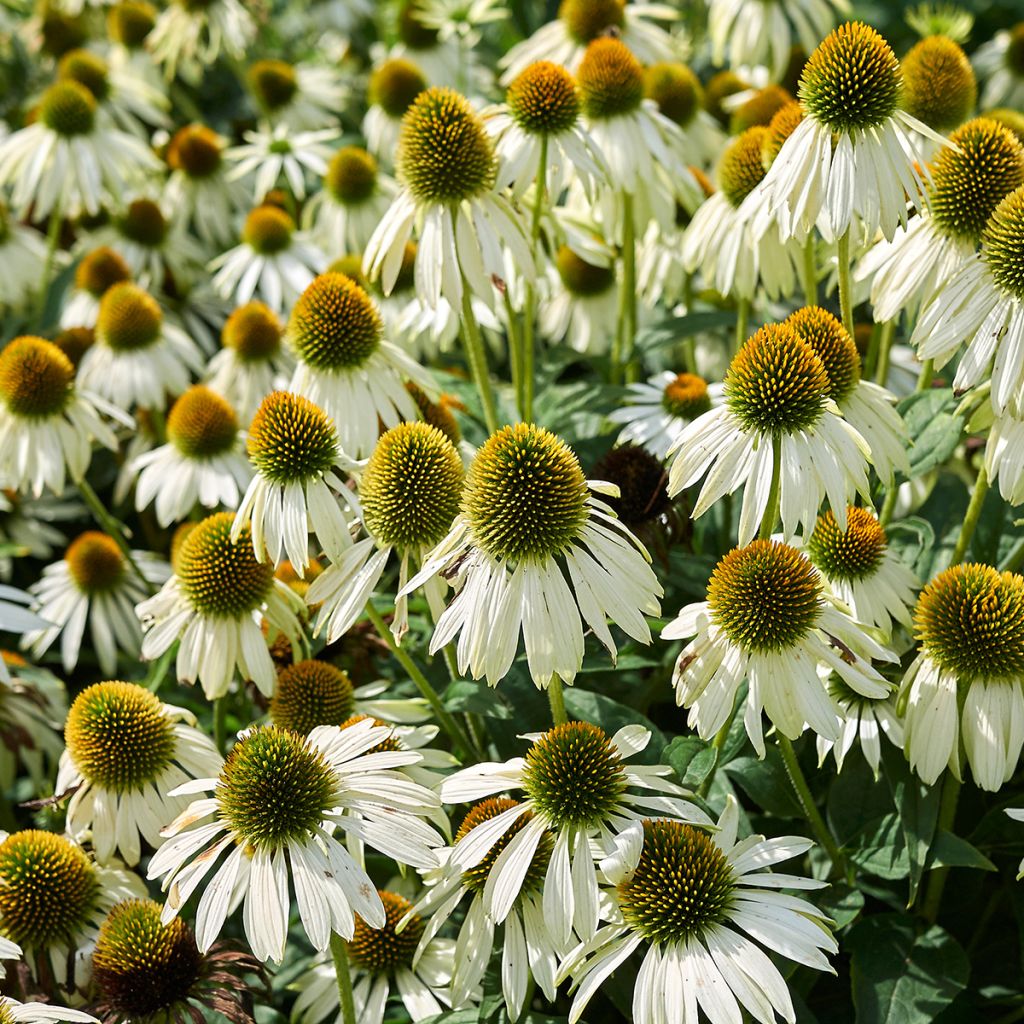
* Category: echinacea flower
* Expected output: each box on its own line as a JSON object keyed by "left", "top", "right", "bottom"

{"left": 245, "top": 59, "right": 346, "bottom": 131}
{"left": 0, "top": 657, "right": 65, "bottom": 788}
{"left": 902, "top": 563, "right": 1024, "bottom": 790}
{"left": 540, "top": 244, "right": 619, "bottom": 356}
{"left": 608, "top": 371, "right": 714, "bottom": 461}
{"left": 57, "top": 681, "right": 221, "bottom": 865}
{"left": 148, "top": 722, "right": 445, "bottom": 962}
{"left": 137, "top": 512, "right": 305, "bottom": 699}
{"left": 403, "top": 423, "right": 663, "bottom": 688}
{"left": 974, "top": 22, "right": 1024, "bottom": 110}
{"left": 23, "top": 532, "right": 169, "bottom": 676}
{"left": 149, "top": 0, "right": 256, "bottom": 80}
{"left": 0, "top": 997, "right": 96, "bottom": 1024}
{"left": 559, "top": 799, "right": 837, "bottom": 1024}
{"left": 60, "top": 246, "right": 132, "bottom": 329}
{"left": 816, "top": 674, "right": 904, "bottom": 778}
{"left": 900, "top": 34, "right": 977, "bottom": 135}
{"left": 0, "top": 204, "right": 47, "bottom": 312}
{"left": 362, "top": 58, "right": 427, "bottom": 163}
{"left": 662, "top": 539, "right": 895, "bottom": 755}
{"left": 308, "top": 421, "right": 463, "bottom": 643}
{"left": 226, "top": 125, "right": 336, "bottom": 203}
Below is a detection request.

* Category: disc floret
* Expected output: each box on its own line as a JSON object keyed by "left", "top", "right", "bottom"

{"left": 39, "top": 79, "right": 96, "bottom": 136}
{"left": 456, "top": 798, "right": 553, "bottom": 895}
{"left": 577, "top": 37, "right": 644, "bottom": 120}
{"left": 0, "top": 336, "right": 74, "bottom": 419}
{"left": 167, "top": 124, "right": 223, "bottom": 179}
{"left": 167, "top": 386, "right": 239, "bottom": 459}
{"left": 96, "top": 283, "right": 163, "bottom": 352}
{"left": 247, "top": 391, "right": 339, "bottom": 485}
{"left": 806, "top": 507, "right": 887, "bottom": 581}
{"left": 719, "top": 126, "right": 769, "bottom": 207}
{"left": 288, "top": 272, "right": 382, "bottom": 371}
{"left": 242, "top": 206, "right": 295, "bottom": 256}
{"left": 270, "top": 660, "right": 355, "bottom": 734}
{"left": 75, "top": 247, "right": 131, "bottom": 298}
{"left": 347, "top": 891, "right": 423, "bottom": 974}
{"left": 662, "top": 373, "right": 711, "bottom": 419}
{"left": 555, "top": 246, "right": 615, "bottom": 296}
{"left": 643, "top": 63, "right": 702, "bottom": 128}
{"left": 66, "top": 532, "right": 126, "bottom": 594}
{"left": 901, "top": 35, "right": 976, "bottom": 132}
{"left": 222, "top": 302, "right": 282, "bottom": 362}
{"left": 507, "top": 61, "right": 581, "bottom": 136}
{"left": 559, "top": 0, "right": 625, "bottom": 43}
{"left": 784, "top": 306, "right": 861, "bottom": 403}
{"left": 983, "top": 184, "right": 1024, "bottom": 299}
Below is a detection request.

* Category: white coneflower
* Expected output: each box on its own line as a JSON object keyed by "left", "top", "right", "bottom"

{"left": 246, "top": 58, "right": 346, "bottom": 131}
{"left": 365, "top": 86, "right": 535, "bottom": 311}
{"left": 308, "top": 421, "right": 463, "bottom": 643}
{"left": 232, "top": 390, "right": 360, "bottom": 571}
{"left": 57, "top": 681, "right": 221, "bottom": 866}
{"left": 0, "top": 80, "right": 157, "bottom": 218}
{"left": 148, "top": 0, "right": 256, "bottom": 80}
{"left": 137, "top": 512, "right": 304, "bottom": 699}
{"left": 0, "top": 828, "right": 145, "bottom": 986}
{"left": 0, "top": 204, "right": 47, "bottom": 312}
{"left": 816, "top": 673, "right": 904, "bottom": 777}
{"left": 608, "top": 371, "right": 715, "bottom": 461}
{"left": 78, "top": 282, "right": 203, "bottom": 413}
{"left": 662, "top": 539, "right": 895, "bottom": 755}
{"left": 668, "top": 323, "right": 873, "bottom": 546}
{"left": 210, "top": 205, "right": 325, "bottom": 315}
{"left": 303, "top": 146, "right": 397, "bottom": 255}
{"left": 23, "top": 531, "right": 168, "bottom": 677}
{"left": 974, "top": 22, "right": 1024, "bottom": 109}
{"left": 856, "top": 118, "right": 1024, "bottom": 322}
{"left": 0, "top": 656, "right": 66, "bottom": 789}
{"left": 129, "top": 386, "right": 251, "bottom": 526}
{"left": 1008, "top": 809, "right": 1024, "bottom": 879}
{"left": 225, "top": 124, "right": 336, "bottom": 203}
{"left": 708, "top": 0, "right": 848, "bottom": 78}
{"left": 164, "top": 123, "right": 249, "bottom": 249}
{"left": 900, "top": 34, "right": 977, "bottom": 137}
{"left": 902, "top": 563, "right": 1024, "bottom": 791}
{"left": 287, "top": 272, "right": 435, "bottom": 457}
{"left": 0, "top": 996, "right": 96, "bottom": 1024}
{"left": 404, "top": 424, "right": 663, "bottom": 688}
{"left": 0, "top": 492, "right": 81, "bottom": 580}
{"left": 987, "top": 408, "right": 1024, "bottom": 505}
{"left": 293, "top": 889, "right": 457, "bottom": 1024}
{"left": 560, "top": 799, "right": 837, "bottom": 1024}
{"left": 363, "top": 57, "right": 427, "bottom": 164}
{"left": 642, "top": 61, "right": 725, "bottom": 170}
{"left": 500, "top": 0, "right": 679, "bottom": 83}
{"left": 0, "top": 336, "right": 126, "bottom": 497}
{"left": 148, "top": 721, "right": 445, "bottom": 962}
{"left": 754, "top": 21, "right": 945, "bottom": 243}
{"left": 205, "top": 301, "right": 291, "bottom": 423}
{"left": 912, "top": 183, "right": 1024, "bottom": 416}
{"left": 540, "top": 244, "right": 619, "bottom": 356}
{"left": 61, "top": 246, "right": 132, "bottom": 329}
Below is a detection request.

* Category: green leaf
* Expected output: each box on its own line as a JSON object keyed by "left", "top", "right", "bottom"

{"left": 885, "top": 517, "right": 935, "bottom": 580}
{"left": 663, "top": 735, "right": 718, "bottom": 789}
{"left": 723, "top": 749, "right": 803, "bottom": 817}
{"left": 847, "top": 813, "right": 911, "bottom": 880}
{"left": 444, "top": 678, "right": 513, "bottom": 719}
{"left": 634, "top": 310, "right": 737, "bottom": 352}
{"left": 899, "top": 389, "right": 965, "bottom": 478}
{"left": 848, "top": 915, "right": 969, "bottom": 1024}
{"left": 926, "top": 829, "right": 997, "bottom": 873}
{"left": 564, "top": 689, "right": 666, "bottom": 760}
{"left": 817, "top": 883, "right": 865, "bottom": 930}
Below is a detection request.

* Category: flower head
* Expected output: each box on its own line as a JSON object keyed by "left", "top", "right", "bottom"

{"left": 901, "top": 35, "right": 976, "bottom": 132}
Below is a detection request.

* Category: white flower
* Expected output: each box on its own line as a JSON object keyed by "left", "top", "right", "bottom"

{"left": 0, "top": 659, "right": 65, "bottom": 788}
{"left": 0, "top": 206, "right": 47, "bottom": 311}
{"left": 246, "top": 59, "right": 347, "bottom": 131}
{"left": 226, "top": 124, "right": 336, "bottom": 202}
{"left": 1007, "top": 808, "right": 1024, "bottom": 879}
{"left": 975, "top": 27, "right": 1024, "bottom": 109}
{"left": 60, "top": 246, "right": 132, "bottom": 329}
{"left": 0, "top": 997, "right": 97, "bottom": 1024}
{"left": 149, "top": 0, "right": 257, "bottom": 80}
{"left": 540, "top": 242, "right": 620, "bottom": 356}
{"left": 988, "top": 407, "right": 1024, "bottom": 506}
{"left": 816, "top": 675, "right": 904, "bottom": 777}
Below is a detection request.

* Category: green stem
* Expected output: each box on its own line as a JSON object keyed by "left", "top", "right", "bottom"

{"left": 734, "top": 296, "right": 750, "bottom": 355}
{"left": 777, "top": 735, "right": 848, "bottom": 879}
{"left": 836, "top": 230, "right": 855, "bottom": 341}
{"left": 879, "top": 486, "right": 898, "bottom": 528}
{"left": 801, "top": 236, "right": 817, "bottom": 307}
{"left": 915, "top": 357, "right": 935, "bottom": 392}
{"left": 503, "top": 286, "right": 523, "bottom": 418}
{"left": 698, "top": 704, "right": 738, "bottom": 798}
{"left": 329, "top": 933, "right": 358, "bottom": 1024}
{"left": 1000, "top": 535, "right": 1024, "bottom": 573}
{"left": 34, "top": 198, "right": 63, "bottom": 329}
{"left": 547, "top": 674, "right": 568, "bottom": 726}
{"left": 213, "top": 695, "right": 227, "bottom": 754}
{"left": 363, "top": 601, "right": 481, "bottom": 760}
{"left": 620, "top": 191, "right": 638, "bottom": 384}
{"left": 758, "top": 438, "right": 782, "bottom": 540}
{"left": 949, "top": 465, "right": 989, "bottom": 566}
{"left": 520, "top": 136, "right": 548, "bottom": 422}
{"left": 459, "top": 280, "right": 499, "bottom": 434}
{"left": 920, "top": 773, "right": 962, "bottom": 923}
{"left": 874, "top": 320, "right": 895, "bottom": 386}
{"left": 75, "top": 476, "right": 157, "bottom": 595}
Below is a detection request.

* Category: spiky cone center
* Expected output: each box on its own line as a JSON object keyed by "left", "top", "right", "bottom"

{"left": 66, "top": 531, "right": 125, "bottom": 594}
{"left": 398, "top": 87, "right": 497, "bottom": 203}
{"left": 708, "top": 540, "right": 823, "bottom": 653}
{"left": 119, "top": 199, "right": 168, "bottom": 248}
{"left": 618, "top": 820, "right": 736, "bottom": 945}
{"left": 591, "top": 444, "right": 670, "bottom": 528}
{"left": 66, "top": 681, "right": 176, "bottom": 793}
{"left": 271, "top": 660, "right": 355, "bottom": 734}
{"left": 662, "top": 372, "right": 711, "bottom": 419}
{"left": 222, "top": 301, "right": 282, "bottom": 362}
{"left": 40, "top": 9, "right": 88, "bottom": 58}
{"left": 167, "top": 385, "right": 239, "bottom": 459}
{"left": 507, "top": 61, "right": 581, "bottom": 136}
{"left": 361, "top": 422, "right": 464, "bottom": 551}
{"left": 761, "top": 101, "right": 805, "bottom": 170}
{"left": 783, "top": 306, "right": 861, "bottom": 403}
{"left": 58, "top": 48, "right": 110, "bottom": 102}
{"left": 930, "top": 119, "right": 1024, "bottom": 244}
{"left": 177, "top": 512, "right": 274, "bottom": 618}
{"left": 731, "top": 84, "right": 794, "bottom": 134}
{"left": 93, "top": 899, "right": 201, "bottom": 1016}
{"left": 247, "top": 391, "right": 339, "bottom": 485}
{"left": 96, "top": 282, "right": 163, "bottom": 352}
{"left": 39, "top": 79, "right": 96, "bottom": 136}
{"left": 901, "top": 35, "right": 976, "bottom": 133}
{"left": 328, "top": 254, "right": 368, "bottom": 288}
{"left": 578, "top": 37, "right": 644, "bottom": 120}
{"left": 0, "top": 336, "right": 74, "bottom": 419}
{"left": 107, "top": 2, "right": 157, "bottom": 48}
{"left": 456, "top": 798, "right": 553, "bottom": 895}
{"left": 807, "top": 507, "right": 887, "bottom": 581}
{"left": 167, "top": 124, "right": 223, "bottom": 179}
{"left": 326, "top": 147, "right": 379, "bottom": 206}
{"left": 555, "top": 245, "right": 615, "bottom": 297}
{"left": 987, "top": 108, "right": 1024, "bottom": 146}
{"left": 521, "top": 721, "right": 627, "bottom": 828}
{"left": 463, "top": 423, "right": 589, "bottom": 564}
{"left": 983, "top": 183, "right": 1024, "bottom": 299}
{"left": 76, "top": 246, "right": 131, "bottom": 298}
{"left": 407, "top": 380, "right": 461, "bottom": 445}
{"left": 340, "top": 714, "right": 403, "bottom": 754}
{"left": 0, "top": 830, "right": 99, "bottom": 949}
{"left": 217, "top": 726, "right": 337, "bottom": 850}
{"left": 247, "top": 60, "right": 298, "bottom": 111}
{"left": 53, "top": 326, "right": 95, "bottom": 367}
{"left": 242, "top": 205, "right": 295, "bottom": 256}
{"left": 347, "top": 892, "right": 424, "bottom": 974}
{"left": 369, "top": 58, "right": 427, "bottom": 118}
{"left": 914, "top": 563, "right": 1024, "bottom": 681}
{"left": 1006, "top": 22, "right": 1024, "bottom": 75}
{"left": 800, "top": 21, "right": 902, "bottom": 133}
{"left": 725, "top": 323, "right": 829, "bottom": 434}
{"left": 643, "top": 63, "right": 703, "bottom": 128}
{"left": 719, "top": 126, "right": 769, "bottom": 207}
{"left": 704, "top": 70, "right": 747, "bottom": 125}
{"left": 398, "top": 1, "right": 439, "bottom": 49}
{"left": 288, "top": 272, "right": 382, "bottom": 371}
{"left": 559, "top": 0, "right": 625, "bottom": 43}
